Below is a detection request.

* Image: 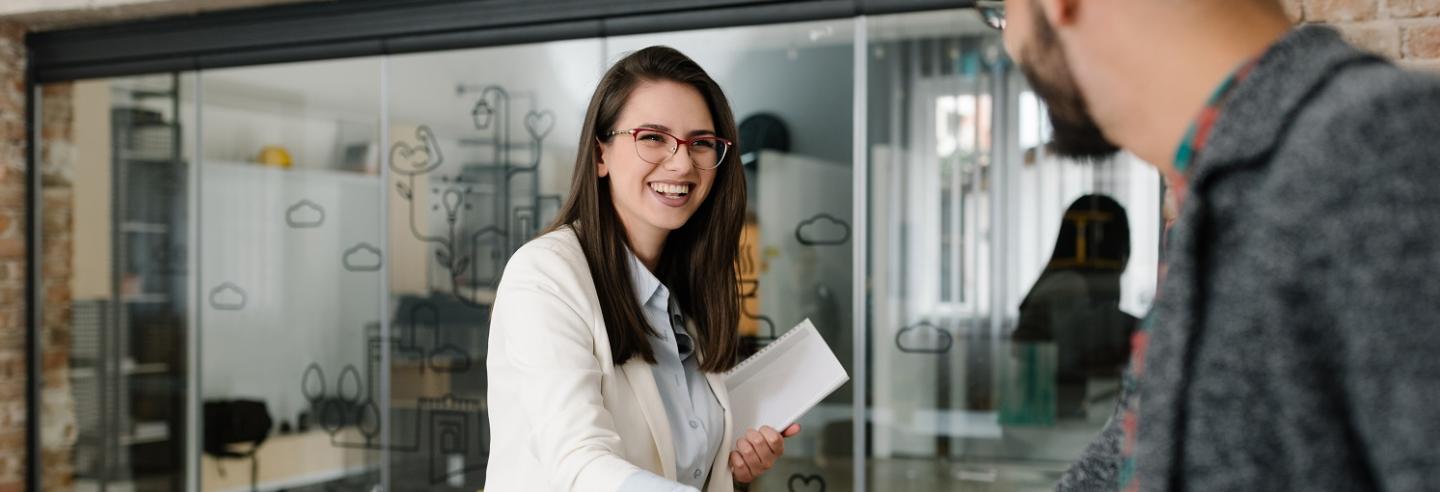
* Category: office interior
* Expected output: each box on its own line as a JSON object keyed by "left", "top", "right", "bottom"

{"left": 17, "top": 1, "right": 1167, "bottom": 491}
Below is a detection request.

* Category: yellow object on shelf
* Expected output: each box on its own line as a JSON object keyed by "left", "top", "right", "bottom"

{"left": 257, "top": 145, "right": 293, "bottom": 169}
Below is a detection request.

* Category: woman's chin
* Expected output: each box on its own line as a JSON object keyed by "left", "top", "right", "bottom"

{"left": 643, "top": 211, "right": 695, "bottom": 232}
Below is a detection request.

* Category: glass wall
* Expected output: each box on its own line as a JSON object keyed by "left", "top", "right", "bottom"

{"left": 383, "top": 39, "right": 603, "bottom": 491}
{"left": 34, "top": 7, "right": 1159, "bottom": 491}
{"left": 37, "top": 73, "right": 196, "bottom": 491}
{"left": 196, "top": 57, "right": 386, "bottom": 491}
{"left": 864, "top": 9, "right": 1160, "bottom": 491}
{"left": 609, "top": 19, "right": 859, "bottom": 491}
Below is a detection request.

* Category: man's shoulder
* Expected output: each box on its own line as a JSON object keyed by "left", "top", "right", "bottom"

{"left": 1288, "top": 61, "right": 1440, "bottom": 159}
{"left": 1262, "top": 60, "right": 1440, "bottom": 195}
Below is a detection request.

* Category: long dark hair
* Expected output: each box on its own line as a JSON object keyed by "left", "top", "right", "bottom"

{"left": 546, "top": 46, "right": 745, "bottom": 372}
{"left": 1044, "top": 194, "right": 1130, "bottom": 272}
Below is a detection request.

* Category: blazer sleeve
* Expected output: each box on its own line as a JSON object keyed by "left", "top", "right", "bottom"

{"left": 490, "top": 241, "right": 642, "bottom": 491}
{"left": 1304, "top": 85, "right": 1440, "bottom": 491}
{"left": 1055, "top": 384, "right": 1124, "bottom": 492}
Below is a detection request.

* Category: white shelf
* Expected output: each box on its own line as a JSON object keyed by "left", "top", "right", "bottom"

{"left": 122, "top": 294, "right": 170, "bottom": 304}
{"left": 70, "top": 361, "right": 170, "bottom": 380}
{"left": 121, "top": 222, "right": 170, "bottom": 234}
{"left": 119, "top": 421, "right": 170, "bottom": 446}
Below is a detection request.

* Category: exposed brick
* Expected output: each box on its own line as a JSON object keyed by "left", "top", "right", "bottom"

{"left": 1405, "top": 24, "right": 1440, "bottom": 58}
{"left": 0, "top": 432, "right": 19, "bottom": 454}
{"left": 1399, "top": 58, "right": 1440, "bottom": 71}
{"left": 0, "top": 239, "right": 20, "bottom": 260}
{"left": 0, "top": 350, "right": 19, "bottom": 384}
{"left": 0, "top": 182, "right": 22, "bottom": 209}
{"left": 1337, "top": 23, "right": 1402, "bottom": 58}
{"left": 0, "top": 121, "right": 20, "bottom": 144}
{"left": 1306, "top": 0, "right": 1379, "bottom": 21}
{"left": 1388, "top": 0, "right": 1440, "bottom": 17}
{"left": 1285, "top": 0, "right": 1308, "bottom": 22}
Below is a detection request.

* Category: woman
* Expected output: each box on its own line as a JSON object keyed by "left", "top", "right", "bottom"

{"left": 486, "top": 46, "right": 799, "bottom": 492}
{"left": 1011, "top": 194, "right": 1137, "bottom": 418}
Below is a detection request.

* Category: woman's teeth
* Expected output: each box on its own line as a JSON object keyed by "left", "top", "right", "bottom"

{"left": 649, "top": 182, "right": 690, "bottom": 196}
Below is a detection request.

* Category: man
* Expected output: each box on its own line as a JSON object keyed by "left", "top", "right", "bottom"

{"left": 983, "top": 0, "right": 1440, "bottom": 490}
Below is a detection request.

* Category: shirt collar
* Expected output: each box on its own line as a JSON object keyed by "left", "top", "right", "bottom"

{"left": 626, "top": 247, "right": 668, "bottom": 309}
{"left": 1173, "top": 56, "right": 1263, "bottom": 175}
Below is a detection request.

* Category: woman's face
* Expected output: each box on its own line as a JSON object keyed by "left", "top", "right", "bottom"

{"left": 599, "top": 80, "right": 719, "bottom": 240}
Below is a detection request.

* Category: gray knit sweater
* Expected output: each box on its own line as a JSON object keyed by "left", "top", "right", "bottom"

{"left": 1058, "top": 26, "right": 1440, "bottom": 491}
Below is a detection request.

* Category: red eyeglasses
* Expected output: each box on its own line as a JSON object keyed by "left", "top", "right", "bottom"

{"left": 603, "top": 127, "right": 733, "bottom": 170}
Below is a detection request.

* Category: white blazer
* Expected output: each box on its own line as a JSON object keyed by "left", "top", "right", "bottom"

{"left": 485, "top": 227, "right": 735, "bottom": 492}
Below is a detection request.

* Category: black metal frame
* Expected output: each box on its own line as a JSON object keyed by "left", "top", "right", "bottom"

{"left": 27, "top": 0, "right": 971, "bottom": 82}
{"left": 24, "top": 38, "right": 41, "bottom": 492}
{"left": 20, "top": 0, "right": 978, "bottom": 489}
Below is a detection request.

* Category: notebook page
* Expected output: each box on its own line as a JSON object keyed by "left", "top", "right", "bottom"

{"left": 724, "top": 319, "right": 849, "bottom": 441}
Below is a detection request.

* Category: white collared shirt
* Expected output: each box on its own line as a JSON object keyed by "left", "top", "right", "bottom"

{"left": 618, "top": 250, "right": 725, "bottom": 492}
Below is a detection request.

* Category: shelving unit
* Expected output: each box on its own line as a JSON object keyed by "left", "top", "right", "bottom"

{"left": 71, "top": 73, "right": 188, "bottom": 492}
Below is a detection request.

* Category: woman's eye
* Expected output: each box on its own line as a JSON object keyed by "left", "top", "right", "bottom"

{"left": 693, "top": 140, "right": 717, "bottom": 150}
{"left": 638, "top": 132, "right": 667, "bottom": 143}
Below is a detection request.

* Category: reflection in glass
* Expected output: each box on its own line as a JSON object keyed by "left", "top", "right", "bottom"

{"left": 198, "top": 57, "right": 384, "bottom": 491}
{"left": 385, "top": 40, "right": 601, "bottom": 491}
{"left": 866, "top": 8, "right": 1160, "bottom": 491}
{"left": 40, "top": 73, "right": 196, "bottom": 490}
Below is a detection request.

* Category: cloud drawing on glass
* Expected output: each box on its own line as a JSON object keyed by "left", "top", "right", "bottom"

{"left": 895, "top": 321, "right": 955, "bottom": 354}
{"left": 342, "top": 243, "right": 384, "bottom": 272}
{"left": 795, "top": 214, "right": 851, "bottom": 246}
{"left": 286, "top": 199, "right": 326, "bottom": 228}
{"left": 208, "top": 282, "right": 247, "bottom": 310}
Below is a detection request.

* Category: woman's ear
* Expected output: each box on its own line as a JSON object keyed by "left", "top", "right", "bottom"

{"left": 596, "top": 140, "right": 610, "bottom": 178}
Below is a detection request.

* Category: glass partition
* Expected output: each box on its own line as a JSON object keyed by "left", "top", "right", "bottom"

{"left": 33, "top": 8, "right": 1161, "bottom": 491}
{"left": 865, "top": 9, "right": 1161, "bottom": 491}
{"left": 38, "top": 72, "right": 197, "bottom": 491}
{"left": 196, "top": 57, "right": 385, "bottom": 491}
{"left": 608, "top": 18, "right": 859, "bottom": 492}
{"left": 383, "top": 39, "right": 603, "bottom": 491}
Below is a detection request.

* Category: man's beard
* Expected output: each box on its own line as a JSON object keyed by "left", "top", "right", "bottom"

{"left": 1017, "top": 8, "right": 1121, "bottom": 161}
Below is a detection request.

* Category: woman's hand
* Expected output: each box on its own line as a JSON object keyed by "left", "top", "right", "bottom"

{"left": 730, "top": 423, "right": 801, "bottom": 483}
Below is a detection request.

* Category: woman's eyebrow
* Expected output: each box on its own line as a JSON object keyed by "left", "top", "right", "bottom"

{"left": 637, "top": 122, "right": 716, "bottom": 137}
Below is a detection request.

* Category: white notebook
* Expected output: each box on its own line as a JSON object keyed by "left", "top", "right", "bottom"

{"left": 724, "top": 319, "right": 849, "bottom": 441}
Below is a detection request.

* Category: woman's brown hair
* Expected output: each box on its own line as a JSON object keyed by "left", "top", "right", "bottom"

{"left": 546, "top": 46, "right": 745, "bottom": 372}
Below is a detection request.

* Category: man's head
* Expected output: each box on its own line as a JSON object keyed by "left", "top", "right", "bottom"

{"left": 998, "top": 0, "right": 1119, "bottom": 161}
{"left": 990, "top": 0, "right": 1292, "bottom": 165}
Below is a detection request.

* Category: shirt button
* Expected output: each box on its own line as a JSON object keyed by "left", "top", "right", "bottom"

{"left": 689, "top": 420, "right": 699, "bottom": 429}
{"left": 693, "top": 468, "right": 703, "bottom": 479}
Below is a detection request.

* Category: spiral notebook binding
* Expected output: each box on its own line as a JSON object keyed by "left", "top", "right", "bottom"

{"left": 725, "top": 318, "right": 811, "bottom": 376}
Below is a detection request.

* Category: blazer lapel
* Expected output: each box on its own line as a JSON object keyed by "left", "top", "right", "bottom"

{"left": 704, "top": 371, "right": 735, "bottom": 491}
{"left": 621, "top": 359, "right": 677, "bottom": 479}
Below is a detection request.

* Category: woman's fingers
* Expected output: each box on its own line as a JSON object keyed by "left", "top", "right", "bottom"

{"left": 730, "top": 451, "right": 756, "bottom": 483}
{"left": 759, "top": 426, "right": 785, "bottom": 456}
{"left": 738, "top": 431, "right": 767, "bottom": 471}
{"left": 732, "top": 425, "right": 803, "bottom": 481}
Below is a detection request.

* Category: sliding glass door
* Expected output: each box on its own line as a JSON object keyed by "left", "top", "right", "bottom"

{"left": 32, "top": 7, "right": 1161, "bottom": 491}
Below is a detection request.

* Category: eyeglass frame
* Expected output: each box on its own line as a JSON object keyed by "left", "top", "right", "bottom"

{"left": 977, "top": 0, "right": 1006, "bottom": 31}
{"left": 601, "top": 127, "right": 734, "bottom": 170}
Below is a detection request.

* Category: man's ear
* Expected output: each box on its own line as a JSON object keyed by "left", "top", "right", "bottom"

{"left": 595, "top": 140, "right": 610, "bottom": 178}
{"left": 1037, "top": 0, "right": 1081, "bottom": 28}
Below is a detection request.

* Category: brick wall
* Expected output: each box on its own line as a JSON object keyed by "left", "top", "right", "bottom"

{"left": 39, "top": 80, "right": 77, "bottom": 492}
{"left": 0, "top": 21, "right": 29, "bottom": 492}
{"left": 1288, "top": 0, "right": 1440, "bottom": 70}
{"left": 0, "top": 20, "right": 77, "bottom": 492}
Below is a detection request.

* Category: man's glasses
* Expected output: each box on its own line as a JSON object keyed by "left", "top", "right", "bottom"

{"left": 977, "top": 1, "right": 1006, "bottom": 31}
{"left": 604, "top": 128, "right": 732, "bottom": 170}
